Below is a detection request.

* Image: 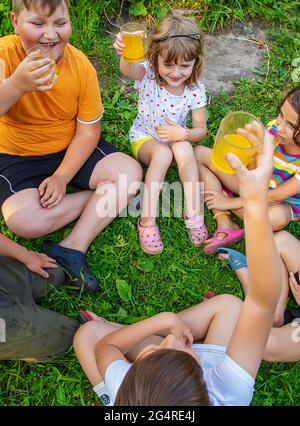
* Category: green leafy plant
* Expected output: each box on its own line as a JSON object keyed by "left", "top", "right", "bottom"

{"left": 0, "top": 0, "right": 12, "bottom": 36}
{"left": 291, "top": 57, "right": 300, "bottom": 83}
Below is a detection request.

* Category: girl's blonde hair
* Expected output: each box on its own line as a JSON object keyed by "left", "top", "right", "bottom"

{"left": 115, "top": 349, "right": 211, "bottom": 406}
{"left": 146, "top": 12, "right": 204, "bottom": 87}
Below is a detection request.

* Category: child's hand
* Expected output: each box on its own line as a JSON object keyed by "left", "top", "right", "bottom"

{"left": 39, "top": 174, "right": 67, "bottom": 208}
{"left": 205, "top": 190, "right": 232, "bottom": 211}
{"left": 155, "top": 119, "right": 187, "bottom": 142}
{"left": 164, "top": 313, "right": 193, "bottom": 348}
{"left": 226, "top": 126, "right": 274, "bottom": 202}
{"left": 113, "top": 33, "right": 125, "bottom": 56}
{"left": 10, "top": 52, "right": 55, "bottom": 93}
{"left": 289, "top": 272, "right": 300, "bottom": 306}
{"left": 24, "top": 250, "right": 57, "bottom": 278}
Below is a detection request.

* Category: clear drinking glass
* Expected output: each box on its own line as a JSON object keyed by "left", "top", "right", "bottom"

{"left": 26, "top": 44, "right": 59, "bottom": 82}
{"left": 211, "top": 111, "right": 265, "bottom": 174}
{"left": 120, "top": 23, "right": 146, "bottom": 63}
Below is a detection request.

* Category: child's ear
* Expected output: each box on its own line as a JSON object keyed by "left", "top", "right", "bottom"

{"left": 10, "top": 13, "right": 20, "bottom": 35}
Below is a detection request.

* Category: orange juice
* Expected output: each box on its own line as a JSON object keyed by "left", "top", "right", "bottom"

{"left": 122, "top": 32, "right": 145, "bottom": 62}
{"left": 212, "top": 133, "right": 254, "bottom": 174}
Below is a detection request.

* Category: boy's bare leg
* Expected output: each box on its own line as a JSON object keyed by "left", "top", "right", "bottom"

{"left": 3, "top": 189, "right": 93, "bottom": 238}
{"left": 3, "top": 153, "right": 142, "bottom": 252}
{"left": 59, "top": 153, "right": 141, "bottom": 252}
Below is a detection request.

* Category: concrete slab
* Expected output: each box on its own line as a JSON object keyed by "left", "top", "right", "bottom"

{"left": 203, "top": 22, "right": 268, "bottom": 95}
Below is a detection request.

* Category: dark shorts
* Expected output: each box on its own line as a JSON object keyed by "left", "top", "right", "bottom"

{"left": 0, "top": 256, "right": 80, "bottom": 361}
{"left": 0, "top": 138, "right": 120, "bottom": 206}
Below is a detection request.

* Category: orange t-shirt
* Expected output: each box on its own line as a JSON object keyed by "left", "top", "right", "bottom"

{"left": 0, "top": 35, "right": 103, "bottom": 156}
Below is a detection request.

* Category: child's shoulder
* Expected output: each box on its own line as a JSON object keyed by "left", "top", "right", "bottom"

{"left": 187, "top": 80, "right": 205, "bottom": 92}
{"left": 63, "top": 43, "right": 96, "bottom": 72}
{"left": 0, "top": 35, "right": 21, "bottom": 51}
{"left": 64, "top": 43, "right": 89, "bottom": 61}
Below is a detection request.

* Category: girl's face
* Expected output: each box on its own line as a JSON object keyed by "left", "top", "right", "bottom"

{"left": 276, "top": 100, "right": 298, "bottom": 146}
{"left": 136, "top": 334, "right": 200, "bottom": 364}
{"left": 11, "top": 3, "right": 71, "bottom": 62}
{"left": 157, "top": 52, "right": 195, "bottom": 88}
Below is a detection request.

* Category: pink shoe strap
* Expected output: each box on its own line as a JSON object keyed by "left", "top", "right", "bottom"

{"left": 184, "top": 215, "right": 205, "bottom": 229}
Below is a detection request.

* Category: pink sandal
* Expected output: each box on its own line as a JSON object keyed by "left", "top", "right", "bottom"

{"left": 204, "top": 228, "right": 245, "bottom": 255}
{"left": 184, "top": 215, "right": 208, "bottom": 247}
{"left": 138, "top": 219, "right": 164, "bottom": 254}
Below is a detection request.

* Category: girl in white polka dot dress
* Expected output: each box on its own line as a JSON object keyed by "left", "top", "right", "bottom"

{"left": 113, "top": 12, "right": 208, "bottom": 254}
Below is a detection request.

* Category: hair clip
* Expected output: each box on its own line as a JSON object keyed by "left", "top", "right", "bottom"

{"left": 155, "top": 34, "right": 201, "bottom": 43}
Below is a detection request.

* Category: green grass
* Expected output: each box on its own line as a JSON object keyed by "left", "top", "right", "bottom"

{"left": 0, "top": 0, "right": 300, "bottom": 407}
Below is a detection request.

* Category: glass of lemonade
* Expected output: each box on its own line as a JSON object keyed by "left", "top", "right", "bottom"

{"left": 27, "top": 44, "right": 59, "bottom": 82}
{"left": 120, "top": 23, "right": 146, "bottom": 63}
{"left": 211, "top": 111, "right": 265, "bottom": 174}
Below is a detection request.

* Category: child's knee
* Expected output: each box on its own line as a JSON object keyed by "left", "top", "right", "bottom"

{"left": 269, "top": 205, "right": 291, "bottom": 230}
{"left": 73, "top": 320, "right": 110, "bottom": 349}
{"left": 6, "top": 212, "right": 47, "bottom": 238}
{"left": 172, "top": 141, "right": 193, "bottom": 156}
{"left": 215, "top": 294, "right": 243, "bottom": 314}
{"left": 194, "top": 145, "right": 211, "bottom": 165}
{"left": 152, "top": 144, "right": 173, "bottom": 166}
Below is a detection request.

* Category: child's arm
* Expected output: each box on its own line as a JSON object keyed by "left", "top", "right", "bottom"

{"left": 205, "top": 191, "right": 243, "bottom": 211}
{"left": 0, "top": 233, "right": 57, "bottom": 277}
{"left": 113, "top": 33, "right": 145, "bottom": 81}
{"left": 268, "top": 176, "right": 300, "bottom": 203}
{"left": 205, "top": 171, "right": 300, "bottom": 211}
{"left": 0, "top": 54, "right": 55, "bottom": 116}
{"left": 155, "top": 108, "right": 207, "bottom": 144}
{"left": 95, "top": 312, "right": 193, "bottom": 380}
{"left": 226, "top": 131, "right": 282, "bottom": 378}
{"left": 39, "top": 121, "right": 100, "bottom": 208}
{"left": 188, "top": 107, "right": 208, "bottom": 142}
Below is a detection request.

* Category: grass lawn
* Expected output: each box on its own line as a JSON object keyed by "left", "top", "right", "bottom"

{"left": 0, "top": 0, "right": 300, "bottom": 406}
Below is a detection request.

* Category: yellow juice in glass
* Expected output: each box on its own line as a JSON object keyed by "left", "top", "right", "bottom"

{"left": 122, "top": 31, "right": 145, "bottom": 62}
{"left": 212, "top": 133, "right": 254, "bottom": 174}
{"left": 27, "top": 45, "right": 59, "bottom": 82}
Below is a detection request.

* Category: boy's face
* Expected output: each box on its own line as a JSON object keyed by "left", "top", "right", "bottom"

{"left": 11, "top": 3, "right": 71, "bottom": 62}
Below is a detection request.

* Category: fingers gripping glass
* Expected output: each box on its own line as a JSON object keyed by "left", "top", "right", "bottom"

{"left": 211, "top": 111, "right": 265, "bottom": 174}
{"left": 26, "top": 44, "right": 59, "bottom": 83}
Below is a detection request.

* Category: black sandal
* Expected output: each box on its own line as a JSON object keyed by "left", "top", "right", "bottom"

{"left": 43, "top": 241, "right": 100, "bottom": 293}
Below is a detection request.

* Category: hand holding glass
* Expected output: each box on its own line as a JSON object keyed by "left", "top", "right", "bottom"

{"left": 211, "top": 111, "right": 265, "bottom": 174}
{"left": 120, "top": 23, "right": 146, "bottom": 63}
{"left": 26, "top": 44, "right": 59, "bottom": 83}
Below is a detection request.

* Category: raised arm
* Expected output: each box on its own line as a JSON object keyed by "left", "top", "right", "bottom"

{"left": 113, "top": 33, "right": 145, "bottom": 81}
{"left": 95, "top": 312, "right": 193, "bottom": 380}
{"left": 226, "top": 128, "right": 282, "bottom": 378}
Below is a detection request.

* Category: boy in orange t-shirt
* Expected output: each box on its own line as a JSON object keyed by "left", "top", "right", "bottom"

{"left": 0, "top": 0, "right": 142, "bottom": 293}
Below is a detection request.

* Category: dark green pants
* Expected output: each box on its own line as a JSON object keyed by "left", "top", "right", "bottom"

{"left": 0, "top": 256, "right": 79, "bottom": 361}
